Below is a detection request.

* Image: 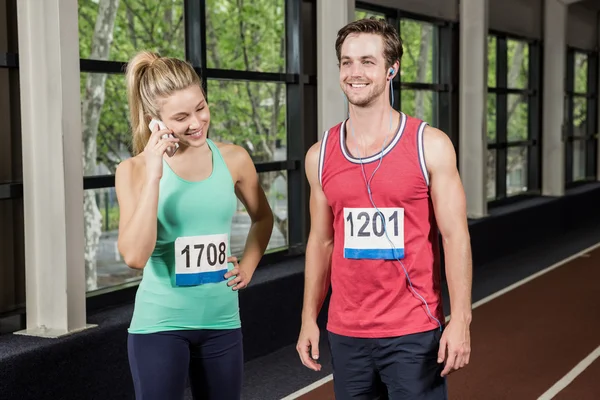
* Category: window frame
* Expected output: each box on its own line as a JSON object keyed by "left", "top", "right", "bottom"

{"left": 355, "top": 2, "right": 458, "bottom": 150}
{"left": 0, "top": 0, "right": 315, "bottom": 314}
{"left": 487, "top": 31, "right": 542, "bottom": 207}
{"left": 565, "top": 47, "right": 598, "bottom": 187}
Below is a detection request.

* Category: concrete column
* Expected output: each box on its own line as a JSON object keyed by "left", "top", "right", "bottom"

{"left": 317, "top": 0, "right": 354, "bottom": 139}
{"left": 542, "top": 0, "right": 567, "bottom": 196}
{"left": 459, "top": 0, "right": 488, "bottom": 218}
{"left": 15, "top": 0, "right": 94, "bottom": 338}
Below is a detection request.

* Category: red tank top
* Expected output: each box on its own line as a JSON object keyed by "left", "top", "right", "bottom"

{"left": 319, "top": 112, "right": 444, "bottom": 338}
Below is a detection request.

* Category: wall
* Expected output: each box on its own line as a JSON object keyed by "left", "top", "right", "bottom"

{"left": 567, "top": 3, "right": 598, "bottom": 50}
{"left": 489, "top": 0, "right": 542, "bottom": 39}
{"left": 360, "top": 0, "right": 458, "bottom": 21}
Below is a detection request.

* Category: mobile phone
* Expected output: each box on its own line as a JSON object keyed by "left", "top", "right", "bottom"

{"left": 149, "top": 118, "right": 179, "bottom": 157}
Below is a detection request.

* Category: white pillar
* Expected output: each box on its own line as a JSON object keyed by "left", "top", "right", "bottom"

{"left": 542, "top": 0, "right": 567, "bottom": 196}
{"left": 317, "top": 0, "right": 354, "bottom": 139}
{"left": 15, "top": 0, "right": 94, "bottom": 338}
{"left": 459, "top": 0, "right": 488, "bottom": 218}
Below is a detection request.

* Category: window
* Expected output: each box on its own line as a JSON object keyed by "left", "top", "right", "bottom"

{"left": 0, "top": 3, "right": 24, "bottom": 322}
{"left": 76, "top": 0, "right": 303, "bottom": 294}
{"left": 565, "top": 49, "right": 598, "bottom": 186}
{"left": 355, "top": 4, "right": 456, "bottom": 147}
{"left": 487, "top": 34, "right": 540, "bottom": 202}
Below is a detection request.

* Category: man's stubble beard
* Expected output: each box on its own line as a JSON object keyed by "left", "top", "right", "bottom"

{"left": 344, "top": 81, "right": 386, "bottom": 108}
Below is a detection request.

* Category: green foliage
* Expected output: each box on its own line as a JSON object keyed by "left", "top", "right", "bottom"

{"left": 205, "top": 0, "right": 286, "bottom": 161}
{"left": 573, "top": 53, "right": 589, "bottom": 136}
{"left": 574, "top": 53, "right": 588, "bottom": 94}
{"left": 78, "top": 0, "right": 286, "bottom": 172}
{"left": 399, "top": 19, "right": 434, "bottom": 84}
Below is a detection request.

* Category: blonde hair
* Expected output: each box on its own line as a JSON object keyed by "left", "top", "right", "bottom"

{"left": 125, "top": 51, "right": 203, "bottom": 155}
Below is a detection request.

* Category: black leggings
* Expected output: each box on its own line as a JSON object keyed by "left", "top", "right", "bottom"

{"left": 128, "top": 328, "right": 243, "bottom": 400}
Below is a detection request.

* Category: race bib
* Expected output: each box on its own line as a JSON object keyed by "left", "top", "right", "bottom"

{"left": 174, "top": 233, "right": 228, "bottom": 286}
{"left": 343, "top": 207, "right": 405, "bottom": 260}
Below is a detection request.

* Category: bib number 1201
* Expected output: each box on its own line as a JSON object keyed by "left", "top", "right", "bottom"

{"left": 343, "top": 207, "right": 405, "bottom": 260}
{"left": 346, "top": 210, "right": 399, "bottom": 238}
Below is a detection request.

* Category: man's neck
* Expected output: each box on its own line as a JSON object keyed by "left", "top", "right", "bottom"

{"left": 348, "top": 98, "right": 398, "bottom": 142}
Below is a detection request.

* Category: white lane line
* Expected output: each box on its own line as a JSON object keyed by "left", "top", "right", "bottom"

{"left": 279, "top": 374, "right": 334, "bottom": 400}
{"left": 471, "top": 242, "right": 600, "bottom": 310}
{"left": 280, "top": 242, "right": 600, "bottom": 400}
{"left": 537, "top": 345, "right": 600, "bottom": 400}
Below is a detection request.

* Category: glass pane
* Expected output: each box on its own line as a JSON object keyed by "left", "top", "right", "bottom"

{"left": 206, "top": 0, "right": 285, "bottom": 73}
{"left": 573, "top": 97, "right": 587, "bottom": 137}
{"left": 355, "top": 9, "right": 386, "bottom": 20}
{"left": 507, "top": 93, "right": 528, "bottom": 142}
{"left": 507, "top": 39, "right": 529, "bottom": 89}
{"left": 487, "top": 149, "right": 496, "bottom": 200}
{"left": 207, "top": 80, "right": 287, "bottom": 163}
{"left": 487, "top": 93, "right": 496, "bottom": 143}
{"left": 86, "top": 187, "right": 141, "bottom": 292}
{"left": 400, "top": 19, "right": 437, "bottom": 84}
{"left": 574, "top": 53, "right": 588, "bottom": 94}
{"left": 87, "top": 171, "right": 289, "bottom": 292}
{"left": 232, "top": 171, "right": 288, "bottom": 255}
{"left": 78, "top": 0, "right": 185, "bottom": 62}
{"left": 573, "top": 139, "right": 586, "bottom": 181}
{"left": 488, "top": 36, "right": 496, "bottom": 87}
{"left": 507, "top": 146, "right": 528, "bottom": 196}
{"left": 81, "top": 73, "right": 132, "bottom": 176}
{"left": 400, "top": 90, "right": 437, "bottom": 127}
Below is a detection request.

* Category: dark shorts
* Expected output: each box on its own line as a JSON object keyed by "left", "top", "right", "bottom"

{"left": 128, "top": 328, "right": 243, "bottom": 400}
{"left": 328, "top": 328, "right": 447, "bottom": 400}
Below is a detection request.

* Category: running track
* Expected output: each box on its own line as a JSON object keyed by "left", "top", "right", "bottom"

{"left": 282, "top": 244, "right": 600, "bottom": 399}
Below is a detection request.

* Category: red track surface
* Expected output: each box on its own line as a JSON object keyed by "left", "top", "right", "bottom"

{"left": 296, "top": 247, "right": 600, "bottom": 399}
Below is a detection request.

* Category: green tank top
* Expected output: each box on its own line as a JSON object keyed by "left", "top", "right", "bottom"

{"left": 128, "top": 139, "right": 240, "bottom": 334}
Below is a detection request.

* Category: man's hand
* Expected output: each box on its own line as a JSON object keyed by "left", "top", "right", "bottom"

{"left": 296, "top": 320, "right": 322, "bottom": 371}
{"left": 438, "top": 319, "right": 471, "bottom": 376}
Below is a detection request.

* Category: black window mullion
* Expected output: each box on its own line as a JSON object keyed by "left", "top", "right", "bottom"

{"left": 496, "top": 37, "right": 508, "bottom": 199}
{"left": 565, "top": 49, "right": 575, "bottom": 184}
{"left": 0, "top": 183, "right": 23, "bottom": 200}
{"left": 396, "top": 10, "right": 402, "bottom": 111}
{"left": 450, "top": 22, "right": 460, "bottom": 157}
{"left": 585, "top": 52, "right": 598, "bottom": 179}
{"left": 184, "top": 0, "right": 207, "bottom": 94}
{"left": 388, "top": 12, "right": 400, "bottom": 110}
{"left": 437, "top": 23, "right": 456, "bottom": 149}
{"left": 528, "top": 41, "right": 541, "bottom": 191}
{"left": 285, "top": 0, "right": 306, "bottom": 250}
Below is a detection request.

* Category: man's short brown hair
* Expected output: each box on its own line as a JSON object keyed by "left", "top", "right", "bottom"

{"left": 335, "top": 18, "right": 403, "bottom": 69}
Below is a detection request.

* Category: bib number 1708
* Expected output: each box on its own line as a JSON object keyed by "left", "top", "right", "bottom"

{"left": 180, "top": 242, "right": 227, "bottom": 269}
{"left": 174, "top": 233, "right": 229, "bottom": 286}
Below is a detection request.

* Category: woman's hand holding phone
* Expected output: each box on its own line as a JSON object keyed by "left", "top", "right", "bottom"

{"left": 144, "top": 120, "right": 179, "bottom": 182}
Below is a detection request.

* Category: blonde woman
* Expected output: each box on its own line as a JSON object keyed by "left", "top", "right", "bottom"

{"left": 115, "top": 51, "right": 273, "bottom": 399}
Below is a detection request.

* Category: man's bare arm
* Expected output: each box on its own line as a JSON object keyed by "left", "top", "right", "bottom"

{"left": 423, "top": 125, "right": 472, "bottom": 376}
{"left": 302, "top": 142, "right": 335, "bottom": 324}
{"left": 296, "top": 141, "right": 334, "bottom": 371}
{"left": 424, "top": 126, "right": 472, "bottom": 322}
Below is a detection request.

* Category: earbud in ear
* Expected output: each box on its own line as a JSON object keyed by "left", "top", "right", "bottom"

{"left": 389, "top": 68, "right": 395, "bottom": 75}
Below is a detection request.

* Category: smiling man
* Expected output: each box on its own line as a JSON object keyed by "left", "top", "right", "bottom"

{"left": 296, "top": 18, "right": 473, "bottom": 399}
